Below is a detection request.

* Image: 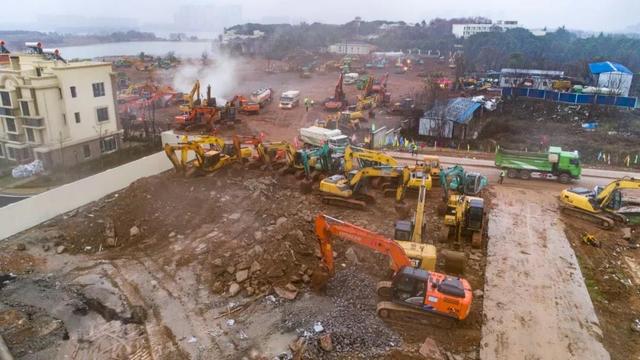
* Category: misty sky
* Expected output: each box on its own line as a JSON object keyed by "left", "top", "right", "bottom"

{"left": 4, "top": 0, "right": 639, "bottom": 32}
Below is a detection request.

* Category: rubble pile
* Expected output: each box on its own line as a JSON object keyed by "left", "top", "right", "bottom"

{"left": 281, "top": 269, "right": 401, "bottom": 358}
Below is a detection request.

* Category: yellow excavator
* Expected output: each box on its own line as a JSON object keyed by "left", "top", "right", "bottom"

{"left": 164, "top": 135, "right": 251, "bottom": 176}
{"left": 178, "top": 80, "right": 200, "bottom": 113}
{"left": 444, "top": 195, "right": 485, "bottom": 248}
{"left": 559, "top": 177, "right": 640, "bottom": 229}
{"left": 393, "top": 177, "right": 437, "bottom": 271}
{"left": 320, "top": 166, "right": 411, "bottom": 209}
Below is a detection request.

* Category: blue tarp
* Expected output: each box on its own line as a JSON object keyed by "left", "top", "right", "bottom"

{"left": 444, "top": 98, "right": 482, "bottom": 124}
{"left": 589, "top": 61, "right": 633, "bottom": 75}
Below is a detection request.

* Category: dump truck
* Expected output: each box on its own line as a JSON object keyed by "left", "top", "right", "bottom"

{"left": 495, "top": 146, "right": 581, "bottom": 184}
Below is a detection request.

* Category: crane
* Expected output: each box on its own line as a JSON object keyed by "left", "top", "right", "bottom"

{"left": 319, "top": 166, "right": 410, "bottom": 209}
{"left": 559, "top": 177, "right": 640, "bottom": 229}
{"left": 314, "top": 214, "right": 473, "bottom": 321}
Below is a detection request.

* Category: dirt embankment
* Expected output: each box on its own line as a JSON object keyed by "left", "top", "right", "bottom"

{"left": 1, "top": 164, "right": 488, "bottom": 359}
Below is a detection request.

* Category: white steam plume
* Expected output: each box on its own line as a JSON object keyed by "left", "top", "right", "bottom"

{"left": 172, "top": 51, "right": 238, "bottom": 101}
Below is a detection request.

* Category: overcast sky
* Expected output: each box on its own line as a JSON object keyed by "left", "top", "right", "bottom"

{"left": 4, "top": 0, "right": 639, "bottom": 33}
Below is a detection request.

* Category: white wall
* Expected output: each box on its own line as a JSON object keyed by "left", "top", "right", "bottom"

{"left": 597, "top": 72, "right": 633, "bottom": 96}
{"left": 0, "top": 151, "right": 172, "bottom": 240}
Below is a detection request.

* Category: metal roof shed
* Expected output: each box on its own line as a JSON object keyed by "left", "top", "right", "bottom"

{"left": 589, "top": 61, "right": 633, "bottom": 96}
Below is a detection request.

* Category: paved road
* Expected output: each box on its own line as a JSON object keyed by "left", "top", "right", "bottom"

{"left": 389, "top": 151, "right": 640, "bottom": 180}
{"left": 0, "top": 194, "right": 28, "bottom": 207}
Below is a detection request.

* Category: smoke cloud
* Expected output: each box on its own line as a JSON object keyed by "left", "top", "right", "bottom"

{"left": 172, "top": 50, "right": 239, "bottom": 101}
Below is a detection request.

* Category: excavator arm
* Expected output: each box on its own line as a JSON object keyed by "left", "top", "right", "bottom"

{"left": 335, "top": 72, "right": 345, "bottom": 101}
{"left": 348, "top": 166, "right": 410, "bottom": 202}
{"left": 315, "top": 214, "right": 412, "bottom": 275}
{"left": 596, "top": 177, "right": 640, "bottom": 208}
{"left": 411, "top": 177, "right": 427, "bottom": 243}
{"left": 344, "top": 145, "right": 399, "bottom": 172}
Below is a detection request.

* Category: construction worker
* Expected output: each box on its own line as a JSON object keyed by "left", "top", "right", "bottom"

{"left": 499, "top": 170, "right": 505, "bottom": 184}
{"left": 304, "top": 97, "right": 310, "bottom": 112}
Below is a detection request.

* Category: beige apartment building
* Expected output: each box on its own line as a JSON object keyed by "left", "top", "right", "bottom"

{"left": 0, "top": 53, "right": 121, "bottom": 169}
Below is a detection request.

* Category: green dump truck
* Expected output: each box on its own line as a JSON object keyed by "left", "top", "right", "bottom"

{"left": 495, "top": 146, "right": 581, "bottom": 183}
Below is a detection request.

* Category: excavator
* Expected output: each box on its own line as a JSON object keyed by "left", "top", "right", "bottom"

{"left": 323, "top": 72, "right": 347, "bottom": 111}
{"left": 314, "top": 214, "right": 473, "bottom": 321}
{"left": 174, "top": 84, "right": 220, "bottom": 131}
{"left": 319, "top": 166, "right": 411, "bottom": 209}
{"left": 394, "top": 178, "right": 437, "bottom": 271}
{"left": 440, "top": 165, "right": 488, "bottom": 200}
{"left": 178, "top": 80, "right": 200, "bottom": 113}
{"left": 559, "top": 177, "right": 640, "bottom": 229}
{"left": 444, "top": 195, "right": 485, "bottom": 248}
{"left": 228, "top": 95, "right": 260, "bottom": 114}
{"left": 344, "top": 145, "right": 398, "bottom": 172}
{"left": 163, "top": 135, "right": 251, "bottom": 176}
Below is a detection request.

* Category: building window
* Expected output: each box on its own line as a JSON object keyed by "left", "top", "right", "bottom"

{"left": 26, "top": 128, "right": 36, "bottom": 143}
{"left": 83, "top": 144, "right": 91, "bottom": 158}
{"left": 92, "top": 82, "right": 105, "bottom": 97}
{"left": 96, "top": 107, "right": 109, "bottom": 122}
{"left": 5, "top": 117, "right": 16, "bottom": 133}
{"left": 7, "top": 147, "right": 16, "bottom": 160}
{"left": 101, "top": 136, "right": 117, "bottom": 153}
{"left": 70, "top": 86, "right": 77, "bottom": 98}
{"left": 0, "top": 91, "right": 10, "bottom": 107}
{"left": 75, "top": 112, "right": 81, "bottom": 123}
{"left": 20, "top": 101, "right": 30, "bottom": 116}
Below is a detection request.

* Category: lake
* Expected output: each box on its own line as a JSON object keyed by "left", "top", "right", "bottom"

{"left": 58, "top": 41, "right": 217, "bottom": 60}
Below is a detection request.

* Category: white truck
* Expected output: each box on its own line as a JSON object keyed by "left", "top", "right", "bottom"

{"left": 250, "top": 88, "right": 273, "bottom": 107}
{"left": 279, "top": 90, "right": 301, "bottom": 109}
{"left": 343, "top": 73, "right": 359, "bottom": 85}
{"left": 299, "top": 126, "right": 350, "bottom": 148}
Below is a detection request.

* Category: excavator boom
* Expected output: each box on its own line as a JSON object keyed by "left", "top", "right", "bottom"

{"left": 315, "top": 214, "right": 412, "bottom": 274}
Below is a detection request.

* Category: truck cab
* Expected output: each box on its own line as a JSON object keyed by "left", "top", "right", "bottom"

{"left": 549, "top": 146, "right": 581, "bottom": 180}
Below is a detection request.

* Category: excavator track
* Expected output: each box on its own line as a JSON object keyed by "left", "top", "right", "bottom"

{"left": 558, "top": 204, "right": 615, "bottom": 229}
{"left": 321, "top": 196, "right": 367, "bottom": 210}
{"left": 375, "top": 301, "right": 457, "bottom": 329}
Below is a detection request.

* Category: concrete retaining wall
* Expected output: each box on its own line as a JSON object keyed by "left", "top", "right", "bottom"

{"left": 0, "top": 151, "right": 172, "bottom": 240}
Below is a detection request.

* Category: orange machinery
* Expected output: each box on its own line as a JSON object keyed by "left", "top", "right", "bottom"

{"left": 323, "top": 72, "right": 347, "bottom": 111}
{"left": 315, "top": 213, "right": 472, "bottom": 321}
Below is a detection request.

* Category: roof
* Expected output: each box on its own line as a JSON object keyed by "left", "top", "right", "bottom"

{"left": 501, "top": 68, "right": 564, "bottom": 76}
{"left": 589, "top": 61, "right": 633, "bottom": 75}
{"left": 444, "top": 98, "right": 482, "bottom": 124}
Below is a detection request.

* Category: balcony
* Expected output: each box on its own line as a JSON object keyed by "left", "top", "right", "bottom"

{"left": 21, "top": 117, "right": 44, "bottom": 128}
{"left": 0, "top": 132, "right": 27, "bottom": 144}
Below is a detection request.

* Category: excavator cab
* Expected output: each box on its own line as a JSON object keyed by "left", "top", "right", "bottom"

{"left": 465, "top": 198, "right": 484, "bottom": 232}
{"left": 394, "top": 221, "right": 413, "bottom": 241}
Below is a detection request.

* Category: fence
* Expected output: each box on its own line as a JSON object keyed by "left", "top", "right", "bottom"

{"left": 502, "top": 87, "right": 638, "bottom": 108}
{"left": 0, "top": 151, "right": 172, "bottom": 240}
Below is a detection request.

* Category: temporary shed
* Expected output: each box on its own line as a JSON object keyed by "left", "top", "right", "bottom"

{"left": 589, "top": 61, "right": 633, "bottom": 96}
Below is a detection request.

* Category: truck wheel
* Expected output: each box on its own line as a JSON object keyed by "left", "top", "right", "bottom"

{"left": 519, "top": 170, "right": 531, "bottom": 180}
{"left": 558, "top": 173, "right": 571, "bottom": 184}
{"left": 506, "top": 169, "right": 518, "bottom": 178}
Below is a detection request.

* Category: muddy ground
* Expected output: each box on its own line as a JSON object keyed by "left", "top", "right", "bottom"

{"left": 1, "top": 164, "right": 487, "bottom": 359}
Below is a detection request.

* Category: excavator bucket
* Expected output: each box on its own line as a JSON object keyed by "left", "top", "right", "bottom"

{"left": 310, "top": 266, "right": 331, "bottom": 293}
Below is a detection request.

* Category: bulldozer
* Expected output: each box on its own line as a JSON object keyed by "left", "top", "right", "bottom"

{"left": 559, "top": 177, "right": 640, "bottom": 229}
{"left": 314, "top": 214, "right": 473, "bottom": 321}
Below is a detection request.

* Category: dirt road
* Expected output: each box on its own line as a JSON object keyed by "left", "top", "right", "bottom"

{"left": 480, "top": 185, "right": 610, "bottom": 360}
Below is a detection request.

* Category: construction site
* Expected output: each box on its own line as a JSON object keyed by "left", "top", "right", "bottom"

{"left": 1, "top": 13, "right": 640, "bottom": 360}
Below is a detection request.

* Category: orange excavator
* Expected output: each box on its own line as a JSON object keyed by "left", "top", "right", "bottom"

{"left": 229, "top": 95, "right": 260, "bottom": 114}
{"left": 314, "top": 214, "right": 473, "bottom": 321}
{"left": 174, "top": 84, "right": 219, "bottom": 131}
{"left": 323, "top": 72, "right": 347, "bottom": 111}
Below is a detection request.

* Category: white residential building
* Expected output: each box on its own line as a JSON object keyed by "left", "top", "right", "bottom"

{"left": 328, "top": 41, "right": 376, "bottom": 55}
{"left": 452, "top": 20, "right": 519, "bottom": 38}
{"left": 0, "top": 53, "right": 121, "bottom": 168}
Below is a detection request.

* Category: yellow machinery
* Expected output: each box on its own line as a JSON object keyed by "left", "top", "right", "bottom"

{"left": 423, "top": 155, "right": 441, "bottom": 182}
{"left": 164, "top": 135, "right": 251, "bottom": 176}
{"left": 406, "top": 164, "right": 432, "bottom": 190}
{"left": 320, "top": 166, "right": 411, "bottom": 209}
{"left": 394, "top": 177, "right": 437, "bottom": 271}
{"left": 444, "top": 195, "right": 485, "bottom": 248}
{"left": 344, "top": 145, "right": 398, "bottom": 172}
{"left": 559, "top": 177, "right": 640, "bottom": 229}
{"left": 179, "top": 80, "right": 200, "bottom": 113}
